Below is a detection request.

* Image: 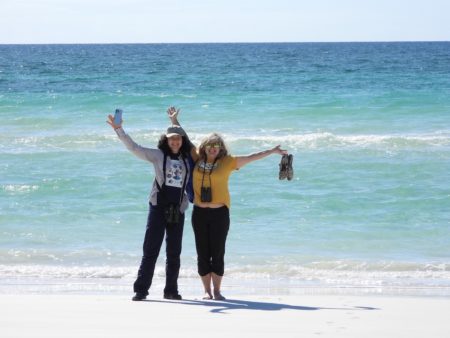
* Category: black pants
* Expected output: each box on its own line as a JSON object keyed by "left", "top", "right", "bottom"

{"left": 133, "top": 204, "right": 184, "bottom": 296}
{"left": 192, "top": 206, "right": 230, "bottom": 276}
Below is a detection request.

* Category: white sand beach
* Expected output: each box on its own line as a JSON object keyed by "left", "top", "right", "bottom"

{"left": 1, "top": 294, "right": 449, "bottom": 338}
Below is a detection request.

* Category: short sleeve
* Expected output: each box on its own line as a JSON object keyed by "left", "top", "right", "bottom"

{"left": 225, "top": 155, "right": 238, "bottom": 172}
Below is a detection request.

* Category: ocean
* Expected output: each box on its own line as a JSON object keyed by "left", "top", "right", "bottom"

{"left": 1, "top": 42, "right": 449, "bottom": 296}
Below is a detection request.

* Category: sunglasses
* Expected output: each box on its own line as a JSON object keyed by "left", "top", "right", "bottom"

{"left": 205, "top": 143, "right": 221, "bottom": 149}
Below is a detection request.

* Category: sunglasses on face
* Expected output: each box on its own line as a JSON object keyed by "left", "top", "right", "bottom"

{"left": 205, "top": 143, "right": 221, "bottom": 149}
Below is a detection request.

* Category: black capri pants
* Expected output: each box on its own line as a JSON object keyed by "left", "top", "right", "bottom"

{"left": 192, "top": 206, "right": 230, "bottom": 276}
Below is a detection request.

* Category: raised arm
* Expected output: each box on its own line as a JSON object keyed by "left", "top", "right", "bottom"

{"left": 167, "top": 106, "right": 199, "bottom": 161}
{"left": 235, "top": 145, "right": 287, "bottom": 169}
{"left": 107, "top": 114, "right": 158, "bottom": 163}
{"left": 167, "top": 106, "right": 181, "bottom": 126}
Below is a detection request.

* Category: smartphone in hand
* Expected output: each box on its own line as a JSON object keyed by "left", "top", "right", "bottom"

{"left": 113, "top": 109, "right": 123, "bottom": 126}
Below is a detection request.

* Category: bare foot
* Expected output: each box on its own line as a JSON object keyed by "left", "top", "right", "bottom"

{"left": 202, "top": 291, "right": 213, "bottom": 300}
{"left": 213, "top": 290, "right": 226, "bottom": 300}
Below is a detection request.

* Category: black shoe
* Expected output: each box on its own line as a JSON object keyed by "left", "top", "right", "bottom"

{"left": 163, "top": 293, "right": 182, "bottom": 300}
{"left": 132, "top": 293, "right": 147, "bottom": 301}
{"left": 279, "top": 154, "right": 288, "bottom": 180}
{"left": 287, "top": 154, "right": 294, "bottom": 181}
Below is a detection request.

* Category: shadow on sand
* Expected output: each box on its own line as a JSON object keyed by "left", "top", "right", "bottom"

{"left": 144, "top": 298, "right": 379, "bottom": 314}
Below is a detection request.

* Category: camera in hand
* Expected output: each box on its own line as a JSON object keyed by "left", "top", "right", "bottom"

{"left": 164, "top": 204, "right": 180, "bottom": 224}
{"left": 201, "top": 187, "right": 212, "bottom": 203}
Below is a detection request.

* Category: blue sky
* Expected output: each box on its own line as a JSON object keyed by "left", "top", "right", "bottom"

{"left": 1, "top": 0, "right": 449, "bottom": 43}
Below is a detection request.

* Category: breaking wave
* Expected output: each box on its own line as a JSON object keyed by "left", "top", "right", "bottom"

{"left": 2, "top": 130, "right": 449, "bottom": 154}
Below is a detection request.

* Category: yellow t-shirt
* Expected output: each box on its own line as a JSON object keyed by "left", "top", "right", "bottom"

{"left": 193, "top": 155, "right": 238, "bottom": 209}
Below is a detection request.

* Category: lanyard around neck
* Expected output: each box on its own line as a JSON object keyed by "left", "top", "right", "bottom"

{"left": 201, "top": 158, "right": 217, "bottom": 189}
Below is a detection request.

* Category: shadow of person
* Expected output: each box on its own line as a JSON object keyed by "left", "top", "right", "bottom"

{"left": 145, "top": 298, "right": 379, "bottom": 314}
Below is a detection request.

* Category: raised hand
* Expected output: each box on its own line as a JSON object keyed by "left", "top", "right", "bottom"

{"left": 107, "top": 114, "right": 122, "bottom": 130}
{"left": 167, "top": 106, "right": 180, "bottom": 124}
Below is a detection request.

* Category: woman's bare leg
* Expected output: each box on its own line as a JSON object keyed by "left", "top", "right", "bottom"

{"left": 201, "top": 273, "right": 213, "bottom": 299}
{"left": 211, "top": 272, "right": 225, "bottom": 300}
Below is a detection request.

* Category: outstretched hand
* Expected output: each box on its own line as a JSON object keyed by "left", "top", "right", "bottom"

{"left": 106, "top": 114, "right": 122, "bottom": 130}
{"left": 272, "top": 145, "right": 288, "bottom": 155}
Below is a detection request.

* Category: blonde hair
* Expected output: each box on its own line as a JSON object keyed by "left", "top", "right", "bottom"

{"left": 198, "top": 133, "right": 229, "bottom": 161}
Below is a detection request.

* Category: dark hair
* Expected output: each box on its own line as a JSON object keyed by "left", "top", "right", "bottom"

{"left": 158, "top": 135, "right": 191, "bottom": 156}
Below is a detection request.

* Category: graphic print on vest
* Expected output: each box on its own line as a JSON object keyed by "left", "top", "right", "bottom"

{"left": 166, "top": 159, "right": 183, "bottom": 188}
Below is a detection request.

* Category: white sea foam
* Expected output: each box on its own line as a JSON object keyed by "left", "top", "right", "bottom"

{"left": 2, "top": 130, "right": 448, "bottom": 154}
{"left": 3, "top": 184, "right": 39, "bottom": 193}
{"left": 1, "top": 261, "right": 449, "bottom": 289}
{"left": 139, "top": 129, "right": 450, "bottom": 150}
{"left": 0, "top": 265, "right": 135, "bottom": 279}
{"left": 223, "top": 132, "right": 450, "bottom": 150}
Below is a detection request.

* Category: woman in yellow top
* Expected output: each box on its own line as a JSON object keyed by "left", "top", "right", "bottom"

{"left": 168, "top": 108, "right": 287, "bottom": 300}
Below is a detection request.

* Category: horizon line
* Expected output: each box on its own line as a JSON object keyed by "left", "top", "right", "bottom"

{"left": 1, "top": 40, "right": 450, "bottom": 46}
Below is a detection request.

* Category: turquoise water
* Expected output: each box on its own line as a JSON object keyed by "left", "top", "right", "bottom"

{"left": 1, "top": 43, "right": 450, "bottom": 294}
